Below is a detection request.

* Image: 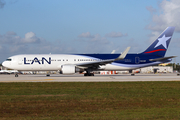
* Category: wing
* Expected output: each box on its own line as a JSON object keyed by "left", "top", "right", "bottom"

{"left": 76, "top": 47, "right": 130, "bottom": 68}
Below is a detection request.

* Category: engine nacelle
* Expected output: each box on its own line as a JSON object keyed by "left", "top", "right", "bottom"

{"left": 60, "top": 64, "right": 81, "bottom": 75}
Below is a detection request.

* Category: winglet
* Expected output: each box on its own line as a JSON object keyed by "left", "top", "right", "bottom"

{"left": 111, "top": 50, "right": 116, "bottom": 54}
{"left": 115, "top": 47, "right": 130, "bottom": 61}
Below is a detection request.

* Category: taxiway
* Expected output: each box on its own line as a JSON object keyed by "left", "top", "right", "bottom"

{"left": 0, "top": 73, "right": 180, "bottom": 82}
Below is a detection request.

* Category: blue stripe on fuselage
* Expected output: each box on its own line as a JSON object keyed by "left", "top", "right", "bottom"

{"left": 75, "top": 54, "right": 160, "bottom": 65}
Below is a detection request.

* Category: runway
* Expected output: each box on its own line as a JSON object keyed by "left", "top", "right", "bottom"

{"left": 0, "top": 73, "right": 180, "bottom": 82}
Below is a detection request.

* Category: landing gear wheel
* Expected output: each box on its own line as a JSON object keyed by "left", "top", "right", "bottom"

{"left": 90, "top": 73, "right": 94, "bottom": 76}
{"left": 84, "top": 73, "right": 94, "bottom": 76}
{"left": 15, "top": 74, "right": 18, "bottom": 77}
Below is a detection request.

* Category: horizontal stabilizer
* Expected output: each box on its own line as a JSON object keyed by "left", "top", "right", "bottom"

{"left": 149, "top": 56, "right": 176, "bottom": 62}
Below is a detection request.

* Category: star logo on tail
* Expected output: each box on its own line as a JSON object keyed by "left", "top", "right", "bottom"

{"left": 154, "top": 35, "right": 171, "bottom": 49}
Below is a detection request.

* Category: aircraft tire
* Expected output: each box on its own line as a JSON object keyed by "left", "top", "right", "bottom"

{"left": 90, "top": 73, "right": 94, "bottom": 76}
{"left": 84, "top": 73, "right": 94, "bottom": 76}
{"left": 15, "top": 74, "right": 18, "bottom": 77}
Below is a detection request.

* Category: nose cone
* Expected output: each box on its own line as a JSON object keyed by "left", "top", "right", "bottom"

{"left": 2, "top": 61, "right": 9, "bottom": 68}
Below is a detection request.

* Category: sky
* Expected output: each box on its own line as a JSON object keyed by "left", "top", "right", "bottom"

{"left": 0, "top": 0, "right": 180, "bottom": 64}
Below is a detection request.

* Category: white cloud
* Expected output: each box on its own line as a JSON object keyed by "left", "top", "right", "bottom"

{"left": 22, "top": 32, "right": 40, "bottom": 43}
{"left": 6, "top": 31, "right": 16, "bottom": 36}
{"left": 146, "top": 0, "right": 180, "bottom": 63}
{"left": 78, "top": 32, "right": 94, "bottom": 38}
{"left": 148, "top": 31, "right": 161, "bottom": 43}
{"left": 0, "top": 31, "right": 77, "bottom": 62}
{"left": 77, "top": 32, "right": 114, "bottom": 53}
{"left": 0, "top": 32, "right": 19, "bottom": 44}
{"left": 146, "top": 0, "right": 180, "bottom": 47}
{"left": 147, "top": 0, "right": 180, "bottom": 32}
{"left": 0, "top": 31, "right": 41, "bottom": 44}
{"left": 77, "top": 31, "right": 130, "bottom": 53}
{"left": 9, "top": 45, "right": 25, "bottom": 53}
{"left": 78, "top": 32, "right": 109, "bottom": 43}
{"left": 105, "top": 32, "right": 128, "bottom": 38}
{"left": 90, "top": 34, "right": 107, "bottom": 42}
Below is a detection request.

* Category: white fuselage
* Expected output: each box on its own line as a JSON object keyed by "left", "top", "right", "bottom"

{"left": 2, "top": 54, "right": 137, "bottom": 71}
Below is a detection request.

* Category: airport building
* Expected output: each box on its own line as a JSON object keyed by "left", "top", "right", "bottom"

{"left": 135, "top": 66, "right": 173, "bottom": 73}
{"left": 101, "top": 66, "right": 173, "bottom": 75}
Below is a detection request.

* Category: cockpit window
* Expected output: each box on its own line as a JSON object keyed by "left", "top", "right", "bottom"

{"left": 6, "top": 59, "right": 12, "bottom": 61}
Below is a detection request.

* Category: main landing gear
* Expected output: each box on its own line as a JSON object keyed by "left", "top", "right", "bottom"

{"left": 84, "top": 73, "right": 94, "bottom": 76}
{"left": 84, "top": 70, "right": 94, "bottom": 76}
{"left": 15, "top": 73, "right": 18, "bottom": 77}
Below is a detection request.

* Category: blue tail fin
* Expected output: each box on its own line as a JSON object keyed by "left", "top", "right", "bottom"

{"left": 142, "top": 27, "right": 175, "bottom": 57}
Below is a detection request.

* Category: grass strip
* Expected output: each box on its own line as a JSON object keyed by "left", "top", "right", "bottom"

{"left": 0, "top": 82, "right": 180, "bottom": 119}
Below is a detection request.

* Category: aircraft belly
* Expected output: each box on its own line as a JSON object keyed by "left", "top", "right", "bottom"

{"left": 104, "top": 64, "right": 133, "bottom": 71}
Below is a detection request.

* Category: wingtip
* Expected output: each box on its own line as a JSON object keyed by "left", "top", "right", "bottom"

{"left": 115, "top": 47, "right": 130, "bottom": 61}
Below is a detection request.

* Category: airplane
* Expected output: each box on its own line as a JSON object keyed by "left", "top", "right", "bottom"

{"left": 0, "top": 70, "right": 11, "bottom": 74}
{"left": 2, "top": 27, "right": 176, "bottom": 77}
{"left": 0, "top": 70, "right": 18, "bottom": 74}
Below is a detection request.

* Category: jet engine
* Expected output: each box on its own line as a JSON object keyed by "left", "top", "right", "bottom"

{"left": 60, "top": 64, "right": 82, "bottom": 74}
